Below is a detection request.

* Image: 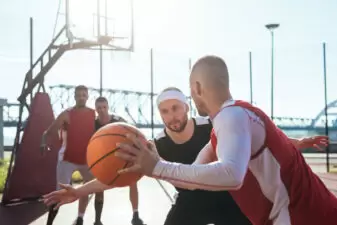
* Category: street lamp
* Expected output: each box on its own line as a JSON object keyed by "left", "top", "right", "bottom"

{"left": 265, "top": 23, "right": 280, "bottom": 120}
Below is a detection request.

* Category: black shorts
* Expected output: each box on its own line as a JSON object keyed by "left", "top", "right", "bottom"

{"left": 164, "top": 191, "right": 251, "bottom": 225}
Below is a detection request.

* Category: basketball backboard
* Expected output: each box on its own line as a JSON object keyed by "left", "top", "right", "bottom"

{"left": 66, "top": 0, "right": 133, "bottom": 51}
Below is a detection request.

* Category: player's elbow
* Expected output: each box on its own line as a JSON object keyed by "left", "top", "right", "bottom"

{"left": 226, "top": 164, "right": 245, "bottom": 190}
{"left": 230, "top": 178, "right": 244, "bottom": 190}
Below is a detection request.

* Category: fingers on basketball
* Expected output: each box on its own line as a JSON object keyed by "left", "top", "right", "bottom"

{"left": 115, "top": 150, "right": 137, "bottom": 162}
{"left": 87, "top": 122, "right": 144, "bottom": 187}
{"left": 118, "top": 164, "right": 140, "bottom": 174}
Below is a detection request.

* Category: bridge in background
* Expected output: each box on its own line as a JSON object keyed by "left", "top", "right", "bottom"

{"left": 3, "top": 84, "right": 337, "bottom": 133}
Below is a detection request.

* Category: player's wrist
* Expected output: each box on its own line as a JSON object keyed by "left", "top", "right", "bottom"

{"left": 152, "top": 160, "right": 168, "bottom": 177}
{"left": 76, "top": 186, "right": 90, "bottom": 197}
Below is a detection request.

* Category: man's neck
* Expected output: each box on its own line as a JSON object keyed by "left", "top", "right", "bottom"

{"left": 208, "top": 94, "right": 233, "bottom": 119}
{"left": 74, "top": 105, "right": 86, "bottom": 109}
{"left": 166, "top": 119, "right": 195, "bottom": 144}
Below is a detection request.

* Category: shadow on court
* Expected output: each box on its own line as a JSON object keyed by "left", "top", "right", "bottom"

{"left": 0, "top": 201, "right": 48, "bottom": 225}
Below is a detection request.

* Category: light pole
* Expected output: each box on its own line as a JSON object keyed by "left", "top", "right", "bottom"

{"left": 265, "top": 23, "right": 279, "bottom": 120}
{"left": 249, "top": 52, "right": 253, "bottom": 104}
{"left": 322, "top": 42, "right": 330, "bottom": 172}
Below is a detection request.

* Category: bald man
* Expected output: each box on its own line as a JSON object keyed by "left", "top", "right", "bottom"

{"left": 114, "top": 56, "right": 337, "bottom": 225}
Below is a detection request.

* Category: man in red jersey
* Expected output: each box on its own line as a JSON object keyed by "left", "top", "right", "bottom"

{"left": 114, "top": 56, "right": 337, "bottom": 225}
{"left": 41, "top": 85, "right": 96, "bottom": 225}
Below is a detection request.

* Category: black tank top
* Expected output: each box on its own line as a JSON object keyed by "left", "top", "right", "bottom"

{"left": 155, "top": 117, "right": 251, "bottom": 223}
{"left": 155, "top": 117, "right": 213, "bottom": 193}
{"left": 95, "top": 114, "right": 127, "bottom": 131}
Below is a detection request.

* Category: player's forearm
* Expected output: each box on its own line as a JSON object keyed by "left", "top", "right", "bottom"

{"left": 76, "top": 179, "right": 111, "bottom": 197}
{"left": 152, "top": 160, "right": 244, "bottom": 191}
{"left": 43, "top": 128, "right": 52, "bottom": 137}
{"left": 193, "top": 149, "right": 215, "bottom": 165}
{"left": 44, "top": 123, "right": 59, "bottom": 137}
{"left": 193, "top": 143, "right": 216, "bottom": 165}
{"left": 44, "top": 112, "right": 66, "bottom": 137}
{"left": 193, "top": 154, "right": 214, "bottom": 165}
{"left": 41, "top": 127, "right": 56, "bottom": 146}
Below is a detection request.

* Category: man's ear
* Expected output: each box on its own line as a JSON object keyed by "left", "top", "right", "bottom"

{"left": 196, "top": 81, "right": 202, "bottom": 96}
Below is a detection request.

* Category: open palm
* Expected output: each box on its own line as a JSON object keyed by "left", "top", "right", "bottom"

{"left": 299, "top": 136, "right": 329, "bottom": 151}
{"left": 43, "top": 184, "right": 80, "bottom": 209}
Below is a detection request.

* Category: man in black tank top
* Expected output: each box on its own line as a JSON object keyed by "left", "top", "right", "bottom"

{"left": 154, "top": 88, "right": 251, "bottom": 225}
{"left": 94, "top": 97, "right": 145, "bottom": 225}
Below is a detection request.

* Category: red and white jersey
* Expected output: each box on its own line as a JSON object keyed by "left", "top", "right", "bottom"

{"left": 153, "top": 100, "right": 337, "bottom": 225}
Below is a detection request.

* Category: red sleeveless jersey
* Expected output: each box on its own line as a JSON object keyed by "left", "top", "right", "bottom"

{"left": 210, "top": 100, "right": 337, "bottom": 225}
{"left": 63, "top": 107, "right": 95, "bottom": 165}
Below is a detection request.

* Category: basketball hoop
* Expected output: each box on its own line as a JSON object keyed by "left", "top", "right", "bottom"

{"left": 65, "top": 0, "right": 133, "bottom": 51}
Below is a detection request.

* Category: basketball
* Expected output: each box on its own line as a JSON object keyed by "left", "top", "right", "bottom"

{"left": 87, "top": 122, "right": 144, "bottom": 187}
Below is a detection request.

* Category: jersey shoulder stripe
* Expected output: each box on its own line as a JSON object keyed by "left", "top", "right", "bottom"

{"left": 155, "top": 130, "right": 166, "bottom": 141}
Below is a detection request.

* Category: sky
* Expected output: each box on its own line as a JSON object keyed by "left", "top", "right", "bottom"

{"left": 1, "top": 0, "right": 337, "bottom": 142}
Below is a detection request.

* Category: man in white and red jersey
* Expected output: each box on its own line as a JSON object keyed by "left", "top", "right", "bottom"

{"left": 112, "top": 56, "right": 337, "bottom": 225}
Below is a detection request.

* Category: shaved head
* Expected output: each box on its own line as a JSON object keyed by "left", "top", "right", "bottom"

{"left": 189, "top": 55, "right": 231, "bottom": 117}
{"left": 191, "top": 55, "right": 229, "bottom": 90}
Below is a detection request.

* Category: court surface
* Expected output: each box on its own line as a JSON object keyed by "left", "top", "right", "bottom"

{"left": 1, "top": 177, "right": 176, "bottom": 225}
{"left": 1, "top": 172, "right": 337, "bottom": 225}
{"left": 43, "top": 178, "right": 175, "bottom": 225}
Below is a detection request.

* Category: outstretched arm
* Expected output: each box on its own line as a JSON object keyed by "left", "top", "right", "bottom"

{"left": 43, "top": 179, "right": 112, "bottom": 208}
{"left": 41, "top": 111, "right": 68, "bottom": 148}
{"left": 76, "top": 179, "right": 111, "bottom": 196}
{"left": 152, "top": 107, "right": 251, "bottom": 191}
{"left": 43, "top": 111, "right": 67, "bottom": 137}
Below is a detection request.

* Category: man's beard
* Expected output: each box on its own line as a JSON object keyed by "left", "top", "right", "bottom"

{"left": 166, "top": 116, "right": 188, "bottom": 133}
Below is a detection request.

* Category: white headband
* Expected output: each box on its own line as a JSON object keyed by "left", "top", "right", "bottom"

{"left": 156, "top": 90, "right": 188, "bottom": 106}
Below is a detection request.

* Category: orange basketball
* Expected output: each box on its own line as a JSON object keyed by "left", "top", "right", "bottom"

{"left": 87, "top": 122, "right": 144, "bottom": 187}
